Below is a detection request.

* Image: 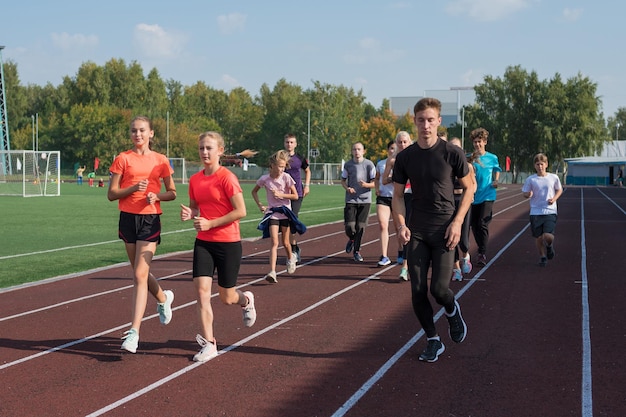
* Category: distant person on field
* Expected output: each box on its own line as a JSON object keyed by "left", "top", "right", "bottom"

{"left": 449, "top": 137, "right": 477, "bottom": 281}
{"left": 107, "top": 116, "right": 177, "bottom": 354}
{"left": 180, "top": 131, "right": 256, "bottom": 362}
{"left": 252, "top": 150, "right": 300, "bottom": 283}
{"left": 341, "top": 142, "right": 376, "bottom": 263}
{"left": 382, "top": 131, "right": 413, "bottom": 280}
{"left": 76, "top": 165, "right": 86, "bottom": 185}
{"left": 87, "top": 171, "right": 96, "bottom": 187}
{"left": 469, "top": 127, "right": 501, "bottom": 267}
{"left": 391, "top": 98, "right": 473, "bottom": 363}
{"left": 284, "top": 133, "right": 311, "bottom": 262}
{"left": 374, "top": 140, "right": 397, "bottom": 267}
{"left": 521, "top": 153, "right": 563, "bottom": 267}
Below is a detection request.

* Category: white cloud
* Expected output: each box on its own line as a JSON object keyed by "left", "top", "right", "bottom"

{"left": 133, "top": 23, "right": 187, "bottom": 59}
{"left": 217, "top": 13, "right": 246, "bottom": 35}
{"left": 562, "top": 7, "right": 583, "bottom": 22}
{"left": 217, "top": 74, "right": 241, "bottom": 90}
{"left": 445, "top": 0, "right": 531, "bottom": 22}
{"left": 51, "top": 33, "right": 99, "bottom": 50}
{"left": 344, "top": 37, "right": 405, "bottom": 65}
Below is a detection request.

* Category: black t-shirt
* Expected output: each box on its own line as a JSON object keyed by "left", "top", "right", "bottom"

{"left": 392, "top": 139, "right": 469, "bottom": 231}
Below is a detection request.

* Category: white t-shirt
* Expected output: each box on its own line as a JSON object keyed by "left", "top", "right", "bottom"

{"left": 522, "top": 173, "right": 562, "bottom": 215}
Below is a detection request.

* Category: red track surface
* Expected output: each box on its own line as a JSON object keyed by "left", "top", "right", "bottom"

{"left": 1, "top": 185, "right": 625, "bottom": 417}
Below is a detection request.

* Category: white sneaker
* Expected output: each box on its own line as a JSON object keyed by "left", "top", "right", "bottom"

{"left": 286, "top": 259, "right": 296, "bottom": 274}
{"left": 121, "top": 328, "right": 139, "bottom": 353}
{"left": 265, "top": 271, "right": 278, "bottom": 283}
{"left": 242, "top": 291, "right": 256, "bottom": 327}
{"left": 157, "top": 290, "right": 174, "bottom": 325}
{"left": 193, "top": 334, "right": 218, "bottom": 362}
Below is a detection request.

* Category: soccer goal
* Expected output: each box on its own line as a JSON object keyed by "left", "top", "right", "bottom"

{"left": 0, "top": 150, "right": 61, "bottom": 197}
{"left": 168, "top": 157, "right": 187, "bottom": 184}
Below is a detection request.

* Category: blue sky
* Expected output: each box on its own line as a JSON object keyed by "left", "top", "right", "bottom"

{"left": 1, "top": 0, "right": 624, "bottom": 118}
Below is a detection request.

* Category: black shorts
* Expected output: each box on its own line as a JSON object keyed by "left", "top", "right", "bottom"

{"left": 118, "top": 212, "right": 161, "bottom": 244}
{"left": 376, "top": 196, "right": 392, "bottom": 207}
{"left": 192, "top": 239, "right": 242, "bottom": 289}
{"left": 344, "top": 203, "right": 370, "bottom": 226}
{"left": 529, "top": 214, "right": 557, "bottom": 238}
{"left": 269, "top": 218, "right": 290, "bottom": 228}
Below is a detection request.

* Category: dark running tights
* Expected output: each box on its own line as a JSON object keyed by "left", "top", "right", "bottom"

{"left": 407, "top": 231, "right": 456, "bottom": 338}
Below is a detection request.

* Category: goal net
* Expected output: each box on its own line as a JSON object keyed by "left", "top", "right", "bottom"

{"left": 0, "top": 150, "right": 61, "bottom": 197}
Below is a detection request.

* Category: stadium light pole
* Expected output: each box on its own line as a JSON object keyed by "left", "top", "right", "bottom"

{"left": 307, "top": 109, "right": 311, "bottom": 163}
{"left": 31, "top": 115, "right": 35, "bottom": 150}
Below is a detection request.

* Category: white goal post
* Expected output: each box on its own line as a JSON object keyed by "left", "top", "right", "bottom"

{"left": 0, "top": 150, "right": 61, "bottom": 197}
{"left": 168, "top": 157, "right": 187, "bottom": 184}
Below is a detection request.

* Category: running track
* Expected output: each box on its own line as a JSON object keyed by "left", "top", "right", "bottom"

{"left": 1, "top": 184, "right": 624, "bottom": 417}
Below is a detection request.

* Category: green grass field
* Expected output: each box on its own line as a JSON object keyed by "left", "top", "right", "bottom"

{"left": 0, "top": 182, "right": 354, "bottom": 289}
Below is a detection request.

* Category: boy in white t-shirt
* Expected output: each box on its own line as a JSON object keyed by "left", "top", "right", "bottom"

{"left": 521, "top": 153, "right": 563, "bottom": 267}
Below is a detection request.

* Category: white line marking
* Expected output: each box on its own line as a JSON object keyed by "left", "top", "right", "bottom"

{"left": 580, "top": 189, "right": 593, "bottom": 417}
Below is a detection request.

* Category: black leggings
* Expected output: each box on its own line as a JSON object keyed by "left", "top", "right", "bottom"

{"left": 470, "top": 201, "right": 494, "bottom": 255}
{"left": 407, "top": 229, "right": 456, "bottom": 338}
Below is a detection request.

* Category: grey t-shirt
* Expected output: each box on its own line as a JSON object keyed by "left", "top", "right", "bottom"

{"left": 342, "top": 159, "right": 376, "bottom": 204}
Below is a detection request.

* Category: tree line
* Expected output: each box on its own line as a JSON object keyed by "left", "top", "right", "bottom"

{"left": 2, "top": 59, "right": 622, "bottom": 175}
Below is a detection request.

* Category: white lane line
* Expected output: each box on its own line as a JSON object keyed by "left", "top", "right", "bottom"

{"left": 85, "top": 260, "right": 396, "bottom": 417}
{"left": 330, "top": 223, "right": 530, "bottom": 417}
{"left": 0, "top": 206, "right": 346, "bottom": 261}
{"left": 0, "top": 235, "right": 381, "bottom": 371}
{"left": 580, "top": 189, "right": 593, "bottom": 417}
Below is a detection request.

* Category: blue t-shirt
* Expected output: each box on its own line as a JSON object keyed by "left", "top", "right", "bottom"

{"left": 472, "top": 152, "right": 501, "bottom": 204}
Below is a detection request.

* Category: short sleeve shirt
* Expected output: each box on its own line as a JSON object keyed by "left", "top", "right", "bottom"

{"left": 110, "top": 150, "right": 174, "bottom": 215}
{"left": 189, "top": 166, "right": 242, "bottom": 242}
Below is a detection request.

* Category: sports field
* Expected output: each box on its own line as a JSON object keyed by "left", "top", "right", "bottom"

{"left": 0, "top": 182, "right": 350, "bottom": 289}
{"left": 1, "top": 184, "right": 625, "bottom": 416}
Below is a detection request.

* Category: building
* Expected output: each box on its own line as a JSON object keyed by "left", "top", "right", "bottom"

{"left": 564, "top": 141, "right": 626, "bottom": 185}
{"left": 389, "top": 88, "right": 476, "bottom": 127}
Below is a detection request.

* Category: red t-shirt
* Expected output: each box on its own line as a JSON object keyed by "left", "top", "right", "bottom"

{"left": 110, "top": 150, "right": 174, "bottom": 215}
{"left": 189, "top": 166, "right": 242, "bottom": 243}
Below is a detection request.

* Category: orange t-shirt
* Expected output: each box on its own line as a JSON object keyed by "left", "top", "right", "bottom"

{"left": 110, "top": 150, "right": 174, "bottom": 215}
{"left": 189, "top": 166, "right": 242, "bottom": 243}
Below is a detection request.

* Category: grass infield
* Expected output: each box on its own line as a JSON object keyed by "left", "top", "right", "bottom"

{"left": 0, "top": 182, "right": 362, "bottom": 289}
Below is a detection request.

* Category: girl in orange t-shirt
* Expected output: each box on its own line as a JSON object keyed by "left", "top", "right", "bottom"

{"left": 107, "top": 116, "right": 177, "bottom": 353}
{"left": 180, "top": 131, "right": 256, "bottom": 363}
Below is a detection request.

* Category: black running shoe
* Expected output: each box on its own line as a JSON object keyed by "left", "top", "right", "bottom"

{"left": 419, "top": 339, "right": 445, "bottom": 362}
{"left": 345, "top": 240, "right": 354, "bottom": 253}
{"left": 447, "top": 300, "right": 467, "bottom": 343}
{"left": 546, "top": 245, "right": 555, "bottom": 260}
{"left": 539, "top": 257, "right": 547, "bottom": 267}
{"left": 293, "top": 245, "right": 301, "bottom": 262}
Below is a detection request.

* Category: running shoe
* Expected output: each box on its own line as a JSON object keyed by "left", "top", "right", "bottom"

{"left": 476, "top": 253, "right": 487, "bottom": 267}
{"left": 157, "top": 290, "right": 174, "bottom": 325}
{"left": 287, "top": 255, "right": 296, "bottom": 274}
{"left": 121, "top": 328, "right": 139, "bottom": 353}
{"left": 546, "top": 245, "right": 555, "bottom": 260}
{"left": 353, "top": 251, "right": 364, "bottom": 262}
{"left": 242, "top": 291, "right": 256, "bottom": 327}
{"left": 293, "top": 245, "right": 301, "bottom": 262}
{"left": 452, "top": 268, "right": 463, "bottom": 281}
{"left": 265, "top": 271, "right": 277, "bottom": 283}
{"left": 419, "top": 338, "right": 445, "bottom": 362}
{"left": 539, "top": 257, "right": 547, "bottom": 267}
{"left": 345, "top": 239, "right": 354, "bottom": 253}
{"left": 446, "top": 300, "right": 467, "bottom": 343}
{"left": 377, "top": 256, "right": 391, "bottom": 267}
{"left": 399, "top": 267, "right": 408, "bottom": 281}
{"left": 460, "top": 255, "right": 472, "bottom": 274}
{"left": 193, "top": 334, "right": 218, "bottom": 362}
